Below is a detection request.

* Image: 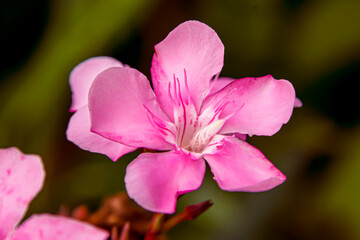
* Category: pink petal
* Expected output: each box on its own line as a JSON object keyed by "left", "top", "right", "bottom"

{"left": 294, "top": 97, "right": 303, "bottom": 108}
{"left": 125, "top": 151, "right": 205, "bottom": 213}
{"left": 204, "top": 136, "right": 286, "bottom": 192}
{"left": 10, "top": 214, "right": 109, "bottom": 240}
{"left": 0, "top": 148, "right": 45, "bottom": 239}
{"left": 203, "top": 75, "right": 296, "bottom": 136}
{"left": 66, "top": 106, "right": 135, "bottom": 161}
{"left": 89, "top": 67, "right": 173, "bottom": 150}
{"left": 69, "top": 56, "right": 124, "bottom": 112}
{"left": 209, "top": 77, "right": 234, "bottom": 95}
{"left": 151, "top": 20, "right": 224, "bottom": 119}
{"left": 211, "top": 79, "right": 303, "bottom": 109}
{"left": 234, "top": 132, "right": 247, "bottom": 141}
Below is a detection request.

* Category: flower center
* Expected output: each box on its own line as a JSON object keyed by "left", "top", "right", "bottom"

{"left": 167, "top": 70, "right": 225, "bottom": 153}
{"left": 146, "top": 69, "right": 230, "bottom": 154}
{"left": 185, "top": 119, "right": 225, "bottom": 153}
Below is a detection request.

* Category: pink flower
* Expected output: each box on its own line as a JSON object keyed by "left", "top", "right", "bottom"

{"left": 67, "top": 57, "right": 136, "bottom": 161}
{"left": 69, "top": 21, "right": 297, "bottom": 213}
{"left": 0, "top": 147, "right": 109, "bottom": 240}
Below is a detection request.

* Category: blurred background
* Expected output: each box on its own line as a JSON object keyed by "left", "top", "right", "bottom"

{"left": 1, "top": 0, "right": 359, "bottom": 239}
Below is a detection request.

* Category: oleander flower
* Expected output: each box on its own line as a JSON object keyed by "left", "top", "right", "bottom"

{"left": 0, "top": 147, "right": 109, "bottom": 240}
{"left": 68, "top": 20, "right": 298, "bottom": 213}
{"left": 67, "top": 57, "right": 136, "bottom": 161}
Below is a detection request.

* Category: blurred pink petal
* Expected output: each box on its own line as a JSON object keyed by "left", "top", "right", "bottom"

{"left": 66, "top": 106, "right": 135, "bottom": 161}
{"left": 205, "top": 137, "right": 286, "bottom": 191}
{"left": 10, "top": 214, "right": 109, "bottom": 240}
{"left": 294, "top": 97, "right": 303, "bottom": 107}
{"left": 89, "top": 67, "right": 173, "bottom": 150}
{"left": 151, "top": 20, "right": 224, "bottom": 119}
{"left": 0, "top": 147, "right": 44, "bottom": 239}
{"left": 125, "top": 151, "right": 205, "bottom": 213}
{"left": 69, "top": 56, "right": 124, "bottom": 112}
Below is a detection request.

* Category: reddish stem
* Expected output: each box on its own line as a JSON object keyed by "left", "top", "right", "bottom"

{"left": 163, "top": 200, "right": 213, "bottom": 232}
{"left": 145, "top": 213, "right": 165, "bottom": 240}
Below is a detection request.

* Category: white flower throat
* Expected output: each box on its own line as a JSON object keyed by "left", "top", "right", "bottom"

{"left": 147, "top": 70, "right": 228, "bottom": 154}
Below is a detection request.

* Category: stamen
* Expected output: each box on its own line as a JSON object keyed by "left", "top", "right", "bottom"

{"left": 175, "top": 76, "right": 187, "bottom": 146}
{"left": 167, "top": 69, "right": 227, "bottom": 154}
{"left": 183, "top": 69, "right": 190, "bottom": 93}
{"left": 167, "top": 82, "right": 176, "bottom": 106}
{"left": 183, "top": 68, "right": 192, "bottom": 105}
{"left": 143, "top": 104, "right": 176, "bottom": 142}
{"left": 173, "top": 74, "right": 180, "bottom": 106}
{"left": 213, "top": 95, "right": 230, "bottom": 113}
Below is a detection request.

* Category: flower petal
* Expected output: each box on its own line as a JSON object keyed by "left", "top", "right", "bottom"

{"left": 202, "top": 75, "right": 296, "bottom": 136}
{"left": 151, "top": 20, "right": 224, "bottom": 119}
{"left": 204, "top": 136, "right": 286, "bottom": 192}
{"left": 125, "top": 151, "right": 205, "bottom": 213}
{"left": 209, "top": 77, "right": 234, "bottom": 96}
{"left": 207, "top": 76, "right": 299, "bottom": 138}
{"left": 234, "top": 133, "right": 247, "bottom": 141}
{"left": 89, "top": 67, "right": 173, "bottom": 150}
{"left": 0, "top": 148, "right": 45, "bottom": 239}
{"left": 69, "top": 56, "right": 124, "bottom": 112}
{"left": 294, "top": 97, "right": 303, "bottom": 108}
{"left": 210, "top": 77, "right": 302, "bottom": 109}
{"left": 66, "top": 106, "right": 135, "bottom": 161}
{"left": 10, "top": 214, "right": 109, "bottom": 240}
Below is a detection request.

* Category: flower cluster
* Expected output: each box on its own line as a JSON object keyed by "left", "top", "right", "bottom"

{"left": 67, "top": 20, "right": 298, "bottom": 213}
{"left": 0, "top": 147, "right": 108, "bottom": 240}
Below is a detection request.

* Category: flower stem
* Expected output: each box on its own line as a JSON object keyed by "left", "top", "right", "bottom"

{"left": 145, "top": 213, "right": 165, "bottom": 240}
{"left": 163, "top": 200, "right": 213, "bottom": 232}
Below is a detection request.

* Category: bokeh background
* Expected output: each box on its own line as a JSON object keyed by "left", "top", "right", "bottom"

{"left": 1, "top": 0, "right": 359, "bottom": 239}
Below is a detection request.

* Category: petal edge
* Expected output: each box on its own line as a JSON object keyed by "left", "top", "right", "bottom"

{"left": 89, "top": 67, "right": 172, "bottom": 150}
{"left": 151, "top": 20, "right": 224, "bottom": 119}
{"left": 10, "top": 214, "right": 109, "bottom": 240}
{"left": 69, "top": 56, "right": 124, "bottom": 112}
{"left": 66, "top": 106, "right": 135, "bottom": 161}
{"left": 0, "top": 148, "right": 45, "bottom": 238}
{"left": 204, "top": 137, "right": 286, "bottom": 192}
{"left": 125, "top": 151, "right": 205, "bottom": 213}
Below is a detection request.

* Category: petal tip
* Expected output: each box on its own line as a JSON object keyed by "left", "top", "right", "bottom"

{"left": 294, "top": 97, "right": 303, "bottom": 108}
{"left": 242, "top": 172, "right": 287, "bottom": 192}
